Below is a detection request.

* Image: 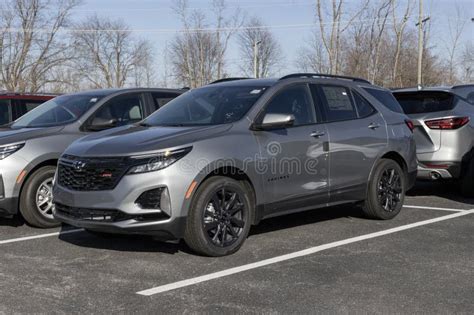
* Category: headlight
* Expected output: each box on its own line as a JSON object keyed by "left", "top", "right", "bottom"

{"left": 0, "top": 142, "right": 25, "bottom": 160}
{"left": 127, "top": 147, "right": 192, "bottom": 175}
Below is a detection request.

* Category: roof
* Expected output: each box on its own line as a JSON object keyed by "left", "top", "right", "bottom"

{"left": 204, "top": 78, "right": 279, "bottom": 88}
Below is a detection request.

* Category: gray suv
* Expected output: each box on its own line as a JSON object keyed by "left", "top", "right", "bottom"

{"left": 53, "top": 74, "right": 417, "bottom": 256}
{"left": 393, "top": 85, "right": 474, "bottom": 196}
{"left": 0, "top": 88, "right": 183, "bottom": 228}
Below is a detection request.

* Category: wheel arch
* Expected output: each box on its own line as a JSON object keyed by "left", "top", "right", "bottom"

{"left": 16, "top": 159, "right": 58, "bottom": 199}
{"left": 184, "top": 164, "right": 260, "bottom": 225}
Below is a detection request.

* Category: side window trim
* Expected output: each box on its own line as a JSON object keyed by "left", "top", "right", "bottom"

{"left": 257, "top": 83, "right": 318, "bottom": 128}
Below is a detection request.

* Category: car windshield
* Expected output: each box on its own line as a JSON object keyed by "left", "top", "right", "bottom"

{"left": 142, "top": 85, "right": 268, "bottom": 126}
{"left": 393, "top": 92, "right": 456, "bottom": 114}
{"left": 11, "top": 94, "right": 103, "bottom": 128}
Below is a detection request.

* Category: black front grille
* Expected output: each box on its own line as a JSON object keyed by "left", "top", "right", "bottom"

{"left": 58, "top": 155, "right": 129, "bottom": 191}
{"left": 55, "top": 203, "right": 131, "bottom": 222}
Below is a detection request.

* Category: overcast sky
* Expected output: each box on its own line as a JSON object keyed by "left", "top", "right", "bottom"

{"left": 75, "top": 0, "right": 474, "bottom": 83}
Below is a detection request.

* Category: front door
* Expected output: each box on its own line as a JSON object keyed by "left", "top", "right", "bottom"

{"left": 253, "top": 84, "right": 329, "bottom": 217}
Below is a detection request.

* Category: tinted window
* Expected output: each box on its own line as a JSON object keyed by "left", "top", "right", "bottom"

{"left": 353, "top": 92, "right": 376, "bottom": 117}
{"left": 452, "top": 86, "right": 474, "bottom": 105}
{"left": 143, "top": 86, "right": 268, "bottom": 126}
{"left": 320, "top": 86, "right": 357, "bottom": 122}
{"left": 91, "top": 94, "right": 144, "bottom": 127}
{"left": 0, "top": 100, "right": 12, "bottom": 125}
{"left": 12, "top": 95, "right": 102, "bottom": 129}
{"left": 151, "top": 92, "right": 180, "bottom": 111}
{"left": 264, "top": 85, "right": 316, "bottom": 126}
{"left": 393, "top": 92, "right": 455, "bottom": 114}
{"left": 363, "top": 88, "right": 404, "bottom": 113}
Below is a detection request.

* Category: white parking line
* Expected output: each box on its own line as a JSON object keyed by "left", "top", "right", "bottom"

{"left": 136, "top": 209, "right": 474, "bottom": 296}
{"left": 403, "top": 205, "right": 467, "bottom": 212}
{"left": 0, "top": 229, "right": 83, "bottom": 245}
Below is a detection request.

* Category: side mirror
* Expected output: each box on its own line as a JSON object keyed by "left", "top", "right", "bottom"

{"left": 88, "top": 118, "right": 118, "bottom": 131}
{"left": 253, "top": 113, "right": 295, "bottom": 130}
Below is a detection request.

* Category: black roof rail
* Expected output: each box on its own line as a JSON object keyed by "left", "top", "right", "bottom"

{"left": 210, "top": 77, "right": 253, "bottom": 84}
{"left": 279, "top": 73, "right": 372, "bottom": 85}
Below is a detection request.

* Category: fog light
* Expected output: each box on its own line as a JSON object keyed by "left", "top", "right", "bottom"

{"left": 135, "top": 187, "right": 171, "bottom": 214}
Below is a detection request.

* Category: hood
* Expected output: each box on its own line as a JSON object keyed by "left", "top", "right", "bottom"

{"left": 0, "top": 126, "right": 64, "bottom": 145}
{"left": 65, "top": 124, "right": 232, "bottom": 157}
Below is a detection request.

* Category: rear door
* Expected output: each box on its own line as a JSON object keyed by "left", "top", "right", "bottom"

{"left": 314, "top": 84, "right": 387, "bottom": 202}
{"left": 393, "top": 91, "right": 455, "bottom": 153}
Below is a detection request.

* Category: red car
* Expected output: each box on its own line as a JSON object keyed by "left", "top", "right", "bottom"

{"left": 0, "top": 92, "right": 57, "bottom": 126}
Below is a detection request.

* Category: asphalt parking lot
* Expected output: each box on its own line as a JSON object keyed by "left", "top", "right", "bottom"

{"left": 0, "top": 181, "right": 473, "bottom": 314}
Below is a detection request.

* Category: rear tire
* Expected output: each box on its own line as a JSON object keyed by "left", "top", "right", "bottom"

{"left": 460, "top": 158, "right": 474, "bottom": 197}
{"left": 362, "top": 159, "right": 406, "bottom": 220}
{"left": 19, "top": 166, "right": 60, "bottom": 228}
{"left": 184, "top": 176, "right": 253, "bottom": 257}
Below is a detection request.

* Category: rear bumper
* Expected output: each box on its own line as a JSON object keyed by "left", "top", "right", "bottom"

{"left": 417, "top": 162, "right": 461, "bottom": 180}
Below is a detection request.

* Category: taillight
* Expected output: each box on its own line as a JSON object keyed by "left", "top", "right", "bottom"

{"left": 405, "top": 119, "right": 415, "bottom": 132}
{"left": 425, "top": 117, "right": 470, "bottom": 130}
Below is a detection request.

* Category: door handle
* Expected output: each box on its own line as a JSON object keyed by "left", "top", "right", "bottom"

{"left": 310, "top": 131, "right": 325, "bottom": 138}
{"left": 368, "top": 123, "right": 381, "bottom": 130}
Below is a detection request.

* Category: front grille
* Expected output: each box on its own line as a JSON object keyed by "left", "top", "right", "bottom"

{"left": 58, "top": 154, "right": 129, "bottom": 191}
{"left": 55, "top": 203, "right": 132, "bottom": 222}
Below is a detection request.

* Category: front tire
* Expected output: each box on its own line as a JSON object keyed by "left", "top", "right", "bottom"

{"left": 362, "top": 159, "right": 406, "bottom": 220}
{"left": 19, "top": 166, "right": 60, "bottom": 228}
{"left": 184, "top": 176, "right": 253, "bottom": 257}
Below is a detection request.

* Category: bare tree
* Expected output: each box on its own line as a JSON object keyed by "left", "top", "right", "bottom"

{"left": 391, "top": 0, "right": 413, "bottom": 87}
{"left": 212, "top": 0, "right": 244, "bottom": 79}
{"left": 238, "top": 17, "right": 282, "bottom": 78}
{"left": 315, "top": 0, "right": 369, "bottom": 74}
{"left": 169, "top": 0, "right": 222, "bottom": 88}
{"left": 72, "top": 15, "right": 153, "bottom": 88}
{"left": 445, "top": 3, "right": 466, "bottom": 84}
{"left": 296, "top": 31, "right": 330, "bottom": 73}
{"left": 460, "top": 42, "right": 474, "bottom": 82}
{"left": 0, "top": 0, "right": 80, "bottom": 92}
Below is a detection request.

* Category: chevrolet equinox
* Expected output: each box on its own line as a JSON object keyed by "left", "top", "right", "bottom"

{"left": 53, "top": 74, "right": 417, "bottom": 256}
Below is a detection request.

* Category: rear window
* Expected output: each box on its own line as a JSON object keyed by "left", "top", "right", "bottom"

{"left": 393, "top": 92, "right": 455, "bottom": 114}
{"left": 452, "top": 86, "right": 474, "bottom": 105}
{"left": 363, "top": 88, "right": 403, "bottom": 113}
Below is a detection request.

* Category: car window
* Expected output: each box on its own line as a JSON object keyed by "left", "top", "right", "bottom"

{"left": 0, "top": 100, "right": 12, "bottom": 125}
{"left": 264, "top": 85, "right": 316, "bottom": 126}
{"left": 393, "top": 92, "right": 455, "bottom": 114}
{"left": 353, "top": 92, "right": 376, "bottom": 118}
{"left": 92, "top": 94, "right": 144, "bottom": 127}
{"left": 151, "top": 92, "right": 180, "bottom": 111}
{"left": 452, "top": 86, "right": 474, "bottom": 104}
{"left": 320, "top": 85, "right": 357, "bottom": 122}
{"left": 363, "top": 88, "right": 404, "bottom": 113}
{"left": 12, "top": 94, "right": 102, "bottom": 129}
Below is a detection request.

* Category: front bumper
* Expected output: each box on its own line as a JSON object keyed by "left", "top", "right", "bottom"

{"left": 52, "top": 161, "right": 196, "bottom": 239}
{"left": 54, "top": 209, "right": 186, "bottom": 240}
